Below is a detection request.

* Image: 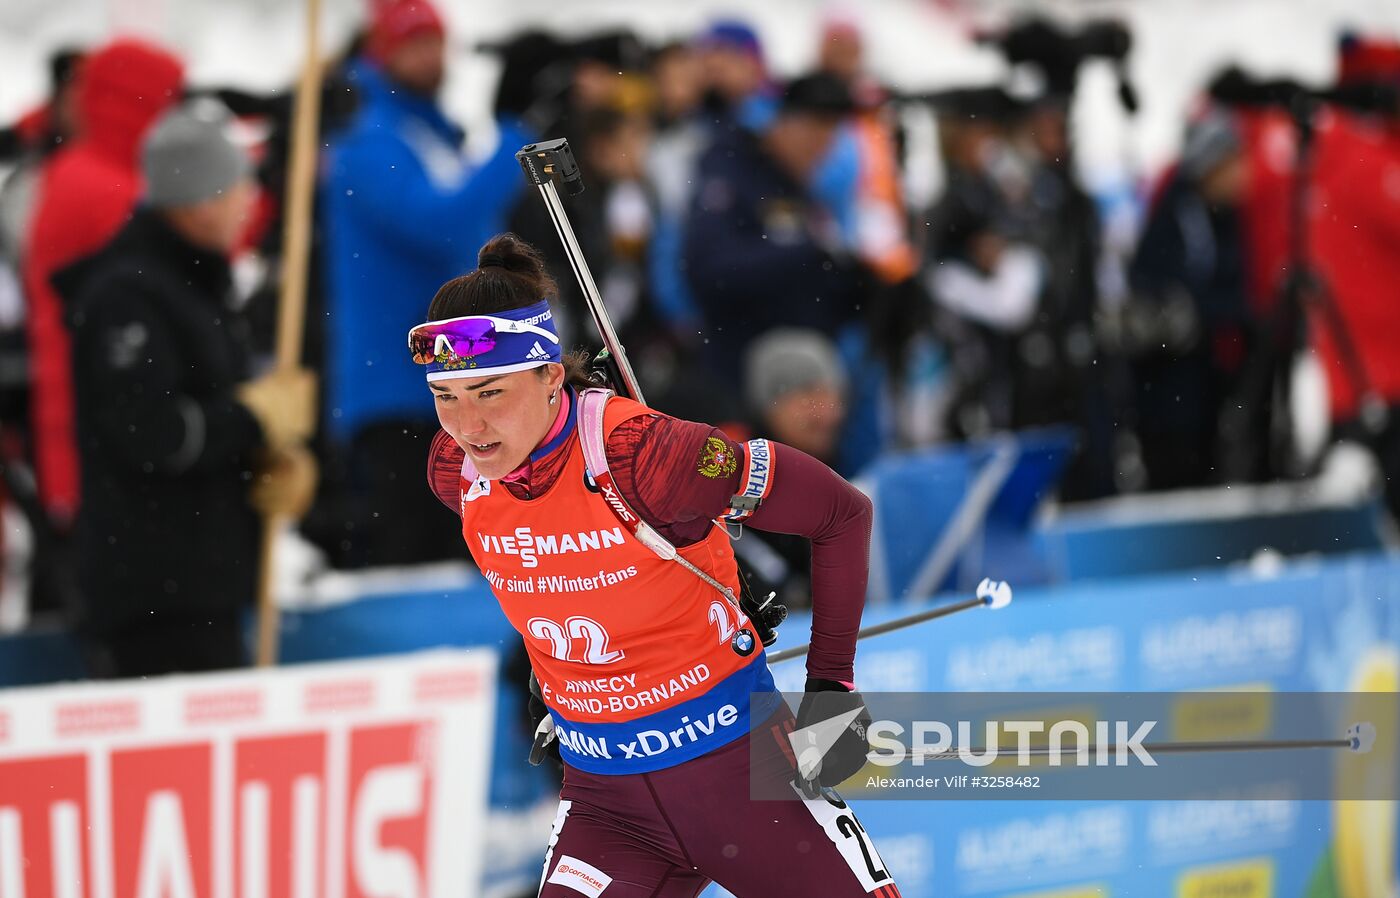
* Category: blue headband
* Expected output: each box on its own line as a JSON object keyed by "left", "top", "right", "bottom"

{"left": 408, "top": 300, "right": 563, "bottom": 381}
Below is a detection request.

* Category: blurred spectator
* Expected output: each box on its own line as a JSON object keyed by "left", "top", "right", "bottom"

{"left": 20, "top": 39, "right": 184, "bottom": 535}
{"left": 511, "top": 104, "right": 658, "bottom": 352}
{"left": 696, "top": 19, "right": 776, "bottom": 133}
{"left": 732, "top": 328, "right": 851, "bottom": 610}
{"left": 318, "top": 0, "right": 527, "bottom": 567}
{"left": 746, "top": 328, "right": 850, "bottom": 467}
{"left": 817, "top": 16, "right": 864, "bottom": 89}
{"left": 812, "top": 15, "right": 917, "bottom": 286}
{"left": 1126, "top": 111, "right": 1254, "bottom": 490}
{"left": 59, "top": 101, "right": 315, "bottom": 678}
{"left": 0, "top": 49, "right": 84, "bottom": 467}
{"left": 1307, "top": 40, "right": 1400, "bottom": 518}
{"left": 1004, "top": 96, "right": 1118, "bottom": 499}
{"left": 683, "top": 72, "right": 864, "bottom": 398}
{"left": 199, "top": 32, "right": 367, "bottom": 368}
{"left": 923, "top": 91, "right": 1042, "bottom": 437}
{"left": 0, "top": 48, "right": 83, "bottom": 165}
{"left": 0, "top": 48, "right": 83, "bottom": 263}
{"left": 503, "top": 31, "right": 655, "bottom": 351}
{"left": 646, "top": 41, "right": 708, "bottom": 336}
{"left": 576, "top": 107, "right": 657, "bottom": 339}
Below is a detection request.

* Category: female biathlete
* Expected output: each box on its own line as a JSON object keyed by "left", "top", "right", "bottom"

{"left": 414, "top": 233, "right": 900, "bottom": 898}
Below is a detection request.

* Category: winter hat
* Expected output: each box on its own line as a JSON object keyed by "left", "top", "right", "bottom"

{"left": 745, "top": 328, "right": 848, "bottom": 412}
{"left": 1179, "top": 110, "right": 1241, "bottom": 181}
{"left": 699, "top": 20, "right": 763, "bottom": 61}
{"left": 367, "top": 0, "right": 445, "bottom": 64}
{"left": 142, "top": 99, "right": 251, "bottom": 207}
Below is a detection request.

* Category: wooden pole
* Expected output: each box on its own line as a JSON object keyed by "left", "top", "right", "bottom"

{"left": 256, "top": 0, "right": 325, "bottom": 667}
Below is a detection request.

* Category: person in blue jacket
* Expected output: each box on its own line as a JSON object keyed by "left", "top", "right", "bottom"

{"left": 319, "top": 0, "right": 528, "bottom": 565}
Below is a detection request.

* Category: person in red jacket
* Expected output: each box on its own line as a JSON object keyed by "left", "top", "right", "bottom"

{"left": 1308, "top": 104, "right": 1400, "bottom": 517}
{"left": 417, "top": 234, "right": 899, "bottom": 898}
{"left": 21, "top": 38, "right": 184, "bottom": 529}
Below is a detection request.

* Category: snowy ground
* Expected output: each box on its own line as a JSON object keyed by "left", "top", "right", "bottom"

{"left": 1, "top": 0, "right": 1399, "bottom": 186}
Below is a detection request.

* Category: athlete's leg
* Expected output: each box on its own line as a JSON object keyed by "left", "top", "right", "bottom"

{"left": 647, "top": 711, "right": 903, "bottom": 898}
{"left": 538, "top": 777, "right": 711, "bottom": 898}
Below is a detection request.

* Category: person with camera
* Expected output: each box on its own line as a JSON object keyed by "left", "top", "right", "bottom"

{"left": 1127, "top": 111, "right": 1254, "bottom": 490}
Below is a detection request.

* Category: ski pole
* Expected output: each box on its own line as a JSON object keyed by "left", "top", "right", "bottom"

{"left": 768, "top": 578, "right": 1013, "bottom": 665}
{"left": 516, "top": 138, "right": 645, "bottom": 403}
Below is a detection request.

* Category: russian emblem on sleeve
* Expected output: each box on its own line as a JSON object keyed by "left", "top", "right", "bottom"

{"left": 696, "top": 436, "right": 738, "bottom": 479}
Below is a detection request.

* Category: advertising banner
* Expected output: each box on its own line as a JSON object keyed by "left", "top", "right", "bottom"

{"left": 750, "top": 553, "right": 1400, "bottom": 898}
{"left": 0, "top": 649, "right": 496, "bottom": 898}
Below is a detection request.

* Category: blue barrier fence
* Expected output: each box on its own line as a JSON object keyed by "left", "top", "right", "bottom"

{"left": 747, "top": 550, "right": 1400, "bottom": 898}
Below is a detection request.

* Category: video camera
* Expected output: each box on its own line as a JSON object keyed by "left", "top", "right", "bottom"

{"left": 1208, "top": 66, "right": 1400, "bottom": 119}
{"left": 977, "top": 17, "right": 1137, "bottom": 113}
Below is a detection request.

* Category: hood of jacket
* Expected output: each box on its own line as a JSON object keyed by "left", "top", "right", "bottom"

{"left": 76, "top": 39, "right": 185, "bottom": 168}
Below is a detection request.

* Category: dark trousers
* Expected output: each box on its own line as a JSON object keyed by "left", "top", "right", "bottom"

{"left": 538, "top": 708, "right": 900, "bottom": 898}
{"left": 305, "top": 420, "right": 466, "bottom": 568}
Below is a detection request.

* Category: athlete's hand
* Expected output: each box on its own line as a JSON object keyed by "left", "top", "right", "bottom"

{"left": 792, "top": 678, "right": 871, "bottom": 797}
{"left": 527, "top": 670, "right": 560, "bottom": 767}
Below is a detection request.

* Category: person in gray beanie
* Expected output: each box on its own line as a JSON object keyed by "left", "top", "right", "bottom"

{"left": 141, "top": 99, "right": 257, "bottom": 252}
{"left": 52, "top": 99, "right": 316, "bottom": 678}
{"left": 744, "top": 327, "right": 849, "bottom": 467}
{"left": 1178, "top": 110, "right": 1244, "bottom": 184}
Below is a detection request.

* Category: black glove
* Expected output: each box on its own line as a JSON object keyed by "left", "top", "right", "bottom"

{"left": 736, "top": 560, "right": 787, "bottom": 647}
{"left": 792, "top": 678, "right": 872, "bottom": 798}
{"left": 740, "top": 588, "right": 788, "bottom": 647}
{"left": 526, "top": 670, "right": 560, "bottom": 767}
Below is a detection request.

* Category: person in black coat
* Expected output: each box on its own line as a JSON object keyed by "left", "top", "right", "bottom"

{"left": 1127, "top": 111, "right": 1254, "bottom": 490}
{"left": 58, "top": 101, "right": 316, "bottom": 678}
{"left": 682, "top": 73, "right": 864, "bottom": 392}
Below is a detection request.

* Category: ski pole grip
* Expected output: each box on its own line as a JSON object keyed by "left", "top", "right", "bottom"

{"left": 516, "top": 138, "right": 585, "bottom": 196}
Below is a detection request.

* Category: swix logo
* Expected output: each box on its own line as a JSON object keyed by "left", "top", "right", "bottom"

{"left": 600, "top": 484, "right": 636, "bottom": 523}
{"left": 477, "top": 526, "right": 626, "bottom": 568}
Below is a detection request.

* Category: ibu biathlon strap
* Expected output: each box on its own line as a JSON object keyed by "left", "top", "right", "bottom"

{"left": 723, "top": 438, "right": 774, "bottom": 523}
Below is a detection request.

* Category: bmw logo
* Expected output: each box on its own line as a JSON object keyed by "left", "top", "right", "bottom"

{"left": 731, "top": 628, "right": 756, "bottom": 657}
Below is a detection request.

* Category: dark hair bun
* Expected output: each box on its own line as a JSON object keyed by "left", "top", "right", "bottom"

{"left": 428, "top": 233, "right": 559, "bottom": 320}
{"left": 476, "top": 233, "right": 547, "bottom": 278}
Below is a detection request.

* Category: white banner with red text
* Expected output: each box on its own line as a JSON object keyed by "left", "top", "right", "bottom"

{"left": 0, "top": 649, "right": 496, "bottom": 898}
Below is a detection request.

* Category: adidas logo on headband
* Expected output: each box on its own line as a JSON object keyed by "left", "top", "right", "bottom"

{"left": 526, "top": 341, "right": 551, "bottom": 361}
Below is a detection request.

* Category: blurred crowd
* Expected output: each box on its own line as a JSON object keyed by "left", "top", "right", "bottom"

{"left": 1, "top": 0, "right": 1399, "bottom": 672}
